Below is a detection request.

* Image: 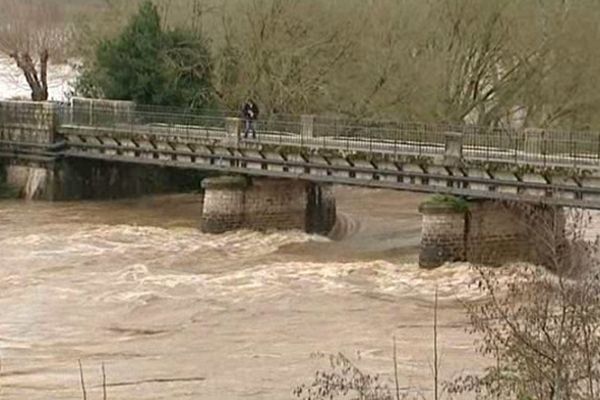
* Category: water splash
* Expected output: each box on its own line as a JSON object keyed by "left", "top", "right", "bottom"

{"left": 24, "top": 168, "right": 47, "bottom": 200}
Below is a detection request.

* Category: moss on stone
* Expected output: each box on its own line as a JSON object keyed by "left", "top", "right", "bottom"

{"left": 201, "top": 175, "right": 249, "bottom": 190}
{"left": 421, "top": 194, "right": 470, "bottom": 213}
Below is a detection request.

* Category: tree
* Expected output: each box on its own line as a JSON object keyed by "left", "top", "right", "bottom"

{"left": 447, "top": 207, "right": 600, "bottom": 400}
{"left": 75, "top": 0, "right": 600, "bottom": 129}
{"left": 212, "top": 0, "right": 358, "bottom": 115}
{"left": 0, "top": 0, "right": 69, "bottom": 101}
{"left": 76, "top": 1, "right": 214, "bottom": 109}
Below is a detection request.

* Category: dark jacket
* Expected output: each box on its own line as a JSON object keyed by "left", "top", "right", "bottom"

{"left": 242, "top": 102, "right": 259, "bottom": 120}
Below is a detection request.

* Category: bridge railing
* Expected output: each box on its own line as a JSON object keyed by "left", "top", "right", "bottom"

{"left": 50, "top": 101, "right": 600, "bottom": 167}
{"left": 0, "top": 101, "right": 57, "bottom": 128}
{"left": 59, "top": 102, "right": 305, "bottom": 138}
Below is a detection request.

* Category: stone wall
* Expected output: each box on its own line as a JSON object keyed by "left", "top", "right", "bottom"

{"left": 200, "top": 176, "right": 249, "bottom": 233}
{"left": 2, "top": 159, "right": 206, "bottom": 201}
{"left": 0, "top": 100, "right": 57, "bottom": 144}
{"left": 244, "top": 179, "right": 307, "bottom": 231}
{"left": 466, "top": 201, "right": 533, "bottom": 265}
{"left": 419, "top": 198, "right": 565, "bottom": 268}
{"left": 419, "top": 202, "right": 466, "bottom": 268}
{"left": 201, "top": 176, "right": 336, "bottom": 235}
{"left": 4, "top": 165, "right": 56, "bottom": 200}
{"left": 0, "top": 99, "right": 208, "bottom": 200}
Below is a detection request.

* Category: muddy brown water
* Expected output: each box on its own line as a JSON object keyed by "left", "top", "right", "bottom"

{"left": 0, "top": 186, "right": 493, "bottom": 399}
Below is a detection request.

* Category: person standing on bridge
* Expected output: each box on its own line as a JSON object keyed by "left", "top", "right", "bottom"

{"left": 242, "top": 99, "right": 259, "bottom": 139}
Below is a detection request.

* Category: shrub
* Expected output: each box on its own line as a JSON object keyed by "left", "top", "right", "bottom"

{"left": 75, "top": 0, "right": 214, "bottom": 110}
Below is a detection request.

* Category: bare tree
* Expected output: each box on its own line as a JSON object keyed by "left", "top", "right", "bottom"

{"left": 0, "top": 0, "right": 69, "bottom": 101}
{"left": 213, "top": 0, "right": 358, "bottom": 115}
{"left": 293, "top": 352, "right": 396, "bottom": 400}
{"left": 293, "top": 289, "right": 444, "bottom": 400}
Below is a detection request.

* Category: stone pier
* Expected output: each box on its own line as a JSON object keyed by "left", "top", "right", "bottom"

{"left": 419, "top": 201, "right": 467, "bottom": 269}
{"left": 419, "top": 197, "right": 565, "bottom": 268}
{"left": 0, "top": 100, "right": 58, "bottom": 199}
{"left": 201, "top": 176, "right": 336, "bottom": 235}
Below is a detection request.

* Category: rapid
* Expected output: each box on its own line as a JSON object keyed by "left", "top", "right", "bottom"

{"left": 0, "top": 187, "right": 489, "bottom": 399}
{"left": 0, "top": 57, "right": 488, "bottom": 399}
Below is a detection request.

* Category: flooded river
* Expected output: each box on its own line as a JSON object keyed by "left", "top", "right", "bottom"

{"left": 0, "top": 186, "right": 489, "bottom": 399}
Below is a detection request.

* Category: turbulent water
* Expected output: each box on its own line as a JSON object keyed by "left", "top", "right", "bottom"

{"left": 0, "top": 59, "right": 488, "bottom": 398}
{"left": 0, "top": 57, "right": 74, "bottom": 101}
{"left": 0, "top": 187, "right": 493, "bottom": 399}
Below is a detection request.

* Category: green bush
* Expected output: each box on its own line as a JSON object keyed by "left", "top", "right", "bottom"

{"left": 75, "top": 1, "right": 214, "bottom": 110}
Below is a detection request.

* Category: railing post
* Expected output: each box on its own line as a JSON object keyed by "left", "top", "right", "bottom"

{"left": 597, "top": 133, "right": 600, "bottom": 166}
{"left": 225, "top": 117, "right": 241, "bottom": 147}
{"left": 301, "top": 114, "right": 315, "bottom": 139}
{"left": 524, "top": 128, "right": 544, "bottom": 163}
{"left": 443, "top": 131, "right": 463, "bottom": 166}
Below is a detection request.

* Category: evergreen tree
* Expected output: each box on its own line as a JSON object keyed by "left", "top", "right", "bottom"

{"left": 76, "top": 1, "right": 213, "bottom": 109}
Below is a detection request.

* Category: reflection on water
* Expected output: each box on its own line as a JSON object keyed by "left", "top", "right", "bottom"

{"left": 0, "top": 187, "right": 492, "bottom": 399}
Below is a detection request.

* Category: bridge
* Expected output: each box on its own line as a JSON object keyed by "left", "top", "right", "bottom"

{"left": 0, "top": 98, "right": 597, "bottom": 268}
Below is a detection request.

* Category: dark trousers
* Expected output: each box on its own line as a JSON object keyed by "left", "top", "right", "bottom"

{"left": 244, "top": 119, "right": 256, "bottom": 138}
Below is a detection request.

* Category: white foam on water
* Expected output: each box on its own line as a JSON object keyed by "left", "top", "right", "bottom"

{"left": 0, "top": 57, "right": 75, "bottom": 101}
{"left": 23, "top": 169, "right": 48, "bottom": 200}
{"left": 0, "top": 224, "right": 318, "bottom": 265}
{"left": 92, "top": 259, "right": 510, "bottom": 307}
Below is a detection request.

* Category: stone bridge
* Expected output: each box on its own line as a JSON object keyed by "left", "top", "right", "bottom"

{"left": 1, "top": 98, "right": 597, "bottom": 268}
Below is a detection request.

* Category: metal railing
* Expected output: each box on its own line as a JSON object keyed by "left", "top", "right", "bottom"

{"left": 3, "top": 100, "right": 600, "bottom": 168}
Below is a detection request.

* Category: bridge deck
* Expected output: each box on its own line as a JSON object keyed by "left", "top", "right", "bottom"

{"left": 3, "top": 103, "right": 600, "bottom": 208}
{"left": 57, "top": 121, "right": 600, "bottom": 170}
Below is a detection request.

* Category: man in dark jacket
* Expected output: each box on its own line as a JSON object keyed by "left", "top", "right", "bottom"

{"left": 242, "top": 99, "right": 259, "bottom": 139}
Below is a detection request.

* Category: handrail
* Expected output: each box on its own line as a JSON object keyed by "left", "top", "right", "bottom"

{"left": 2, "top": 101, "right": 600, "bottom": 168}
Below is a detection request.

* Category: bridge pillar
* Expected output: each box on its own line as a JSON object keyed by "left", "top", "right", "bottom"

{"left": 466, "top": 201, "right": 532, "bottom": 265}
{"left": 419, "top": 197, "right": 566, "bottom": 268}
{"left": 418, "top": 200, "right": 467, "bottom": 268}
{"left": 201, "top": 176, "right": 249, "bottom": 233}
{"left": 200, "top": 176, "right": 336, "bottom": 235}
{"left": 466, "top": 201, "right": 565, "bottom": 267}
{"left": 0, "top": 101, "right": 60, "bottom": 199}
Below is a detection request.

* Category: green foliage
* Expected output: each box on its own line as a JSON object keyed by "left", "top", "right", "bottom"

{"left": 75, "top": 0, "right": 213, "bottom": 109}
{"left": 424, "top": 194, "right": 470, "bottom": 212}
{"left": 73, "top": 0, "right": 600, "bottom": 129}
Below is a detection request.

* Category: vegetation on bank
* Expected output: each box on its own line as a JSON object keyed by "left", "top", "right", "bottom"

{"left": 75, "top": 2, "right": 213, "bottom": 110}
{"left": 5, "top": 0, "right": 600, "bottom": 131}
{"left": 294, "top": 207, "right": 600, "bottom": 400}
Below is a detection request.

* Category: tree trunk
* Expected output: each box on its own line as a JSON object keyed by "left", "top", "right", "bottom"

{"left": 9, "top": 50, "right": 49, "bottom": 101}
